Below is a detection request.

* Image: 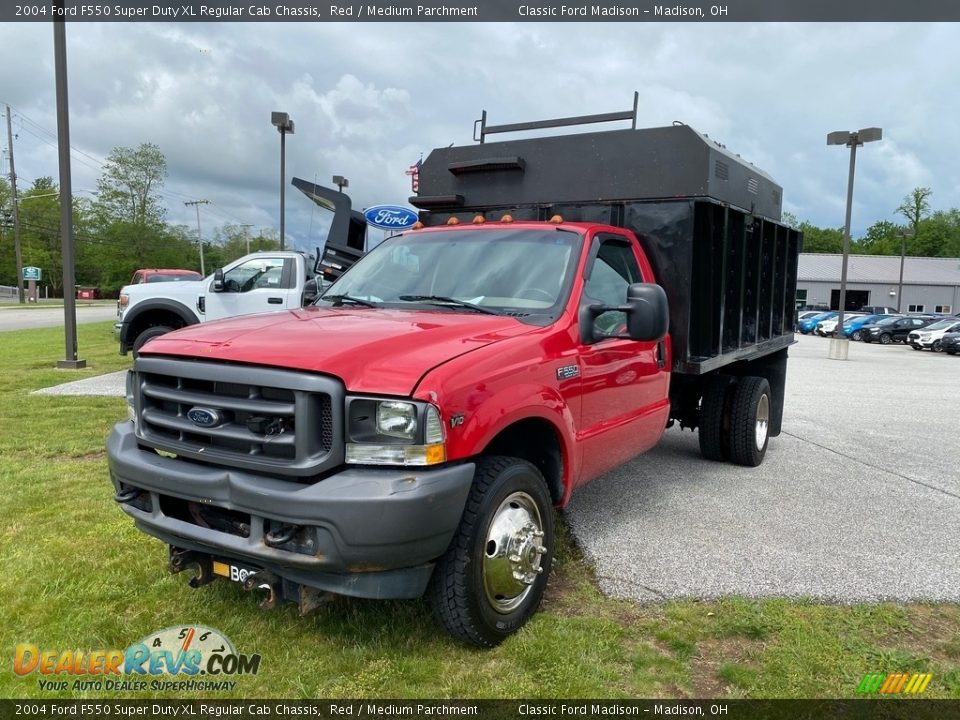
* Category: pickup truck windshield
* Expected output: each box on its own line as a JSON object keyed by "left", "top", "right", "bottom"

{"left": 320, "top": 228, "right": 581, "bottom": 317}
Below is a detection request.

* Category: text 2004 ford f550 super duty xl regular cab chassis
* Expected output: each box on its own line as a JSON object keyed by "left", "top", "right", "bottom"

{"left": 107, "top": 107, "right": 800, "bottom": 646}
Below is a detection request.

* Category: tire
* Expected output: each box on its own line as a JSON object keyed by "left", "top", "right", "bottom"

{"left": 699, "top": 376, "right": 732, "bottom": 462}
{"left": 727, "top": 377, "right": 772, "bottom": 467}
{"left": 932, "top": 340, "right": 942, "bottom": 353}
{"left": 428, "top": 457, "right": 554, "bottom": 648}
{"left": 851, "top": 330, "right": 862, "bottom": 341}
{"left": 132, "top": 325, "right": 173, "bottom": 357}
{"left": 879, "top": 333, "right": 892, "bottom": 345}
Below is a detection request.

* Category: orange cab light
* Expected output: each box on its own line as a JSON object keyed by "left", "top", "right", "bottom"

{"left": 411, "top": 221, "right": 425, "bottom": 230}
{"left": 500, "top": 214, "right": 514, "bottom": 223}
{"left": 472, "top": 214, "right": 486, "bottom": 224}
{"left": 446, "top": 217, "right": 460, "bottom": 225}
{"left": 548, "top": 214, "right": 564, "bottom": 224}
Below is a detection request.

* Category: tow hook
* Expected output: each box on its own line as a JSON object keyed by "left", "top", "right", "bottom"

{"left": 242, "top": 570, "right": 282, "bottom": 610}
{"left": 168, "top": 547, "right": 216, "bottom": 588}
{"left": 264, "top": 524, "right": 300, "bottom": 548}
{"left": 114, "top": 487, "right": 142, "bottom": 504}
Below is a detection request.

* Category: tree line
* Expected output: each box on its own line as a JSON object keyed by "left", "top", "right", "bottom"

{"left": 3, "top": 144, "right": 959, "bottom": 297}
{"left": 0, "top": 143, "right": 280, "bottom": 297}
{"left": 783, "top": 187, "right": 960, "bottom": 258}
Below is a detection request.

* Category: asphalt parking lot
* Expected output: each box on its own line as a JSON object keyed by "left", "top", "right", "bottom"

{"left": 566, "top": 334, "right": 960, "bottom": 603}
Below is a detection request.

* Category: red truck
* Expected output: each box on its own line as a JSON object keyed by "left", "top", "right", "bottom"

{"left": 107, "top": 107, "right": 800, "bottom": 646}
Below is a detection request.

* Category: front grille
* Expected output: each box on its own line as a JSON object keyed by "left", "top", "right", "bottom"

{"left": 134, "top": 357, "right": 343, "bottom": 477}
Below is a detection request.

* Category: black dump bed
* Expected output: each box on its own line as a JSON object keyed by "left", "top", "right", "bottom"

{"left": 410, "top": 123, "right": 800, "bottom": 375}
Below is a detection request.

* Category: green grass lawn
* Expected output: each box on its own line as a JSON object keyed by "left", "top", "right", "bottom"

{"left": 1, "top": 321, "right": 958, "bottom": 699}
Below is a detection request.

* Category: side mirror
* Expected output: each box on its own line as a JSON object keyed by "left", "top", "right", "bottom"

{"left": 301, "top": 278, "right": 319, "bottom": 307}
{"left": 212, "top": 268, "right": 224, "bottom": 292}
{"left": 581, "top": 283, "right": 669, "bottom": 344}
{"left": 624, "top": 283, "right": 669, "bottom": 341}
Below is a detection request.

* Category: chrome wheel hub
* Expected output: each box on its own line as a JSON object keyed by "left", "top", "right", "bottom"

{"left": 482, "top": 491, "right": 546, "bottom": 614}
{"left": 755, "top": 393, "right": 770, "bottom": 451}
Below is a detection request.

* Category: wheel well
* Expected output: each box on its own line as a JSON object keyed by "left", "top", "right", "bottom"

{"left": 129, "top": 309, "right": 189, "bottom": 339}
{"left": 481, "top": 418, "right": 565, "bottom": 505}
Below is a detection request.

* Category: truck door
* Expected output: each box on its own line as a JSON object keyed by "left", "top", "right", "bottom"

{"left": 575, "top": 233, "right": 670, "bottom": 484}
{"left": 202, "top": 256, "right": 300, "bottom": 322}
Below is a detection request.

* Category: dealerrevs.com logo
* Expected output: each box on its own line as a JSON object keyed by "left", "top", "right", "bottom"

{"left": 14, "top": 625, "right": 261, "bottom": 692}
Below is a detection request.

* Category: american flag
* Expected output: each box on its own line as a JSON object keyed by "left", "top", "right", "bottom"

{"left": 405, "top": 158, "right": 422, "bottom": 193}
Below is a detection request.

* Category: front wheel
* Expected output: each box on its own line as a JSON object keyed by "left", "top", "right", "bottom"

{"left": 879, "top": 333, "right": 892, "bottom": 345}
{"left": 851, "top": 330, "right": 862, "bottom": 341}
{"left": 932, "top": 340, "right": 943, "bottom": 353}
{"left": 429, "top": 457, "right": 554, "bottom": 647}
{"left": 132, "top": 325, "right": 173, "bottom": 357}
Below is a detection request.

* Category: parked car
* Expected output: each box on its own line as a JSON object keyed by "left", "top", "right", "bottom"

{"left": 842, "top": 313, "right": 896, "bottom": 341}
{"left": 799, "top": 311, "right": 838, "bottom": 334}
{"left": 861, "top": 316, "right": 937, "bottom": 344}
{"left": 130, "top": 268, "right": 203, "bottom": 284}
{"left": 907, "top": 318, "right": 960, "bottom": 352}
{"left": 859, "top": 305, "right": 899, "bottom": 315}
{"left": 816, "top": 313, "right": 865, "bottom": 337}
{"left": 941, "top": 331, "right": 960, "bottom": 355}
{"left": 797, "top": 310, "right": 822, "bottom": 322}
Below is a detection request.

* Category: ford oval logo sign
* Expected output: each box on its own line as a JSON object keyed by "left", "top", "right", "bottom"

{"left": 363, "top": 205, "right": 418, "bottom": 231}
{"left": 187, "top": 407, "right": 222, "bottom": 428}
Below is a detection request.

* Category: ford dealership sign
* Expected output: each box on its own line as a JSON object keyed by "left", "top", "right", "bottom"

{"left": 364, "top": 205, "right": 418, "bottom": 231}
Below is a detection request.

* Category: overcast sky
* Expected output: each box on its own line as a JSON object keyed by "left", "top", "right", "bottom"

{"left": 1, "top": 21, "right": 958, "bottom": 252}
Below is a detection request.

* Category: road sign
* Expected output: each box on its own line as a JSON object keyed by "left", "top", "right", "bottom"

{"left": 22, "top": 266, "right": 41, "bottom": 281}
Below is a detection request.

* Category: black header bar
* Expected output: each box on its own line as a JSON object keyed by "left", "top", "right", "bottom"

{"left": 4, "top": 0, "right": 960, "bottom": 23}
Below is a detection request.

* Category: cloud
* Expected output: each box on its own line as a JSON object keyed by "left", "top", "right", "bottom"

{"left": 2, "top": 21, "right": 960, "bottom": 248}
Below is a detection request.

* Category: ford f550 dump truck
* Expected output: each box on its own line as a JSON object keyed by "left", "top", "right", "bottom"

{"left": 107, "top": 105, "right": 800, "bottom": 646}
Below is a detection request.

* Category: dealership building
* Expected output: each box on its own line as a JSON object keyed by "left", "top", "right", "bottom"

{"left": 797, "top": 254, "right": 960, "bottom": 315}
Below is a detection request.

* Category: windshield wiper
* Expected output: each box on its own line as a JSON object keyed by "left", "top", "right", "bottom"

{"left": 321, "top": 294, "right": 378, "bottom": 308}
{"left": 397, "top": 295, "right": 502, "bottom": 316}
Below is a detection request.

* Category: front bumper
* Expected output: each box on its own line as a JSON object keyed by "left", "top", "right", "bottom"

{"left": 107, "top": 422, "right": 474, "bottom": 599}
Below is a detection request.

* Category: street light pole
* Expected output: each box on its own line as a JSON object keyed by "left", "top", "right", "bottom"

{"left": 6, "top": 104, "right": 25, "bottom": 304}
{"left": 826, "top": 127, "right": 882, "bottom": 360}
{"left": 53, "top": 8, "right": 85, "bottom": 369}
{"left": 271, "top": 112, "right": 295, "bottom": 250}
{"left": 896, "top": 229, "right": 913, "bottom": 313}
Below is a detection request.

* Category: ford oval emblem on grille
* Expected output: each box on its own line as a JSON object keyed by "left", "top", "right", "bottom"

{"left": 187, "top": 407, "right": 222, "bottom": 428}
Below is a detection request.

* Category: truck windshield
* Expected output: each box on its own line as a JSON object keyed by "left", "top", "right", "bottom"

{"left": 320, "top": 228, "right": 581, "bottom": 317}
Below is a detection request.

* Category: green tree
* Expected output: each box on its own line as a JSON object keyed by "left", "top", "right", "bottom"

{"left": 895, "top": 187, "right": 932, "bottom": 248}
{"left": 94, "top": 143, "right": 167, "bottom": 226}
{"left": 854, "top": 220, "right": 900, "bottom": 255}
{"left": 798, "top": 221, "right": 843, "bottom": 253}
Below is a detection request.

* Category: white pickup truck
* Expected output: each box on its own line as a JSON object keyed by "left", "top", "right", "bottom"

{"left": 114, "top": 250, "right": 320, "bottom": 355}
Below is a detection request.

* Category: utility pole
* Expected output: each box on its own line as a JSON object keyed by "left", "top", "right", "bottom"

{"left": 5, "top": 104, "right": 25, "bottom": 304}
{"left": 184, "top": 200, "right": 210, "bottom": 276}
{"left": 239, "top": 223, "right": 254, "bottom": 255}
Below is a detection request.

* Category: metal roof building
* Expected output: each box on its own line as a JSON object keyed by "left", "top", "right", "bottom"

{"left": 797, "top": 254, "right": 960, "bottom": 314}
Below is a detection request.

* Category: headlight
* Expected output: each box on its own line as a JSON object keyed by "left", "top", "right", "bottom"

{"left": 377, "top": 401, "right": 417, "bottom": 439}
{"left": 346, "top": 398, "right": 446, "bottom": 466}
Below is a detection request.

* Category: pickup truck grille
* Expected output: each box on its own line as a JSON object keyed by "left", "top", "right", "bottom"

{"left": 133, "top": 357, "right": 343, "bottom": 477}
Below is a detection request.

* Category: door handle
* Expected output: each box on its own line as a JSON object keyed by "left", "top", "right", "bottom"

{"left": 267, "top": 297, "right": 283, "bottom": 305}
